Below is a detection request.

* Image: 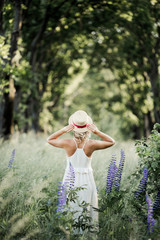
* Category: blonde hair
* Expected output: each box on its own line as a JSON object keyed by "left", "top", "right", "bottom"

{"left": 74, "top": 131, "right": 91, "bottom": 143}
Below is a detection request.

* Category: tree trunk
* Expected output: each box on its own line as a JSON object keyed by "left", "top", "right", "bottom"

{"left": 2, "top": 0, "right": 21, "bottom": 137}
{"left": 144, "top": 111, "right": 154, "bottom": 138}
{"left": 23, "top": 2, "right": 51, "bottom": 133}
{"left": 132, "top": 124, "right": 141, "bottom": 140}
{"left": 147, "top": 54, "right": 160, "bottom": 124}
{"left": 0, "top": 0, "right": 4, "bottom": 136}
{"left": 24, "top": 0, "right": 74, "bottom": 133}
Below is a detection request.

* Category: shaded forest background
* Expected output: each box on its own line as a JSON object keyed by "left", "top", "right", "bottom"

{"left": 0, "top": 0, "right": 160, "bottom": 140}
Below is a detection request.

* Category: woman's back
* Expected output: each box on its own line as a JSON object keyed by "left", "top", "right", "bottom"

{"left": 65, "top": 138, "right": 92, "bottom": 170}
{"left": 65, "top": 138, "right": 94, "bottom": 159}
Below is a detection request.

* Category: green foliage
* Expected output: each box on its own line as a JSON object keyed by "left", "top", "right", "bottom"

{"left": 1, "top": 0, "right": 159, "bottom": 137}
{"left": 130, "top": 122, "right": 160, "bottom": 231}
{"left": 98, "top": 189, "right": 131, "bottom": 239}
{"left": 123, "top": 123, "right": 160, "bottom": 239}
{"left": 135, "top": 123, "right": 160, "bottom": 194}
{"left": 0, "top": 36, "right": 10, "bottom": 100}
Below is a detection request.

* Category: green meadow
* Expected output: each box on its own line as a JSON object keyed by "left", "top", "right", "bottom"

{"left": 0, "top": 131, "right": 142, "bottom": 240}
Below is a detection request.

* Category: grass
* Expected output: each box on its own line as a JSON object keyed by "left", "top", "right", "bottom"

{"left": 0, "top": 130, "right": 140, "bottom": 240}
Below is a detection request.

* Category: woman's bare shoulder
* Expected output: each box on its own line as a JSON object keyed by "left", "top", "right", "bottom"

{"left": 87, "top": 139, "right": 97, "bottom": 148}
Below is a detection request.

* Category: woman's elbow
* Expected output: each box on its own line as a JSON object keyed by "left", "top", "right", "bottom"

{"left": 111, "top": 140, "right": 116, "bottom": 145}
{"left": 47, "top": 137, "right": 51, "bottom": 142}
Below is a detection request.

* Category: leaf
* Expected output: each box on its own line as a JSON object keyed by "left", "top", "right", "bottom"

{"left": 151, "top": 162, "right": 158, "bottom": 169}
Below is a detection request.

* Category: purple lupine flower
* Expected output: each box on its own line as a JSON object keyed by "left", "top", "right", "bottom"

{"left": 8, "top": 149, "right": 15, "bottom": 168}
{"left": 64, "top": 162, "right": 75, "bottom": 189}
{"left": 57, "top": 162, "right": 75, "bottom": 214}
{"left": 69, "top": 163, "right": 75, "bottom": 189}
{"left": 135, "top": 167, "right": 148, "bottom": 198}
{"left": 106, "top": 154, "right": 117, "bottom": 193}
{"left": 56, "top": 182, "right": 67, "bottom": 213}
{"left": 146, "top": 194, "right": 157, "bottom": 233}
{"left": 153, "top": 191, "right": 160, "bottom": 211}
{"left": 113, "top": 149, "right": 125, "bottom": 191}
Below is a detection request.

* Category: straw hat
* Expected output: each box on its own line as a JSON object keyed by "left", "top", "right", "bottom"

{"left": 68, "top": 110, "right": 93, "bottom": 132}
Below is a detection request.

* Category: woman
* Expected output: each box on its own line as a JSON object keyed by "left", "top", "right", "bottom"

{"left": 47, "top": 110, "right": 115, "bottom": 232}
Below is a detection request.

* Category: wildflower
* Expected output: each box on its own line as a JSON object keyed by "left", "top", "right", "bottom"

{"left": 8, "top": 149, "right": 15, "bottom": 168}
{"left": 113, "top": 149, "right": 125, "bottom": 191}
{"left": 65, "top": 162, "right": 75, "bottom": 189}
{"left": 153, "top": 191, "right": 160, "bottom": 211}
{"left": 57, "top": 162, "right": 75, "bottom": 213}
{"left": 146, "top": 194, "right": 157, "bottom": 233}
{"left": 62, "top": 162, "right": 75, "bottom": 191}
{"left": 106, "top": 150, "right": 125, "bottom": 194}
{"left": 135, "top": 167, "right": 148, "bottom": 198}
{"left": 57, "top": 182, "right": 67, "bottom": 213}
{"left": 106, "top": 154, "right": 117, "bottom": 193}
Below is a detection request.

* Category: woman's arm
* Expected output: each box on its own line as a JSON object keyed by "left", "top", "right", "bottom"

{"left": 87, "top": 124, "right": 116, "bottom": 150}
{"left": 47, "top": 124, "right": 74, "bottom": 148}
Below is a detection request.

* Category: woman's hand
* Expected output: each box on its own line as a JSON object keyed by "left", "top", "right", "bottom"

{"left": 62, "top": 124, "right": 74, "bottom": 133}
{"left": 86, "top": 123, "right": 99, "bottom": 133}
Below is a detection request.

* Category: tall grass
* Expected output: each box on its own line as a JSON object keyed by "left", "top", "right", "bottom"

{"left": 0, "top": 130, "right": 139, "bottom": 239}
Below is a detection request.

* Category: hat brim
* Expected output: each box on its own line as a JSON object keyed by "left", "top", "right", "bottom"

{"left": 68, "top": 114, "right": 93, "bottom": 133}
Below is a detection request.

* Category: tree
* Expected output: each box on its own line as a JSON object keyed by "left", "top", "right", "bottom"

{"left": 78, "top": 0, "right": 160, "bottom": 137}
{"left": 0, "top": 0, "right": 159, "bottom": 139}
{"left": 1, "top": 0, "right": 22, "bottom": 137}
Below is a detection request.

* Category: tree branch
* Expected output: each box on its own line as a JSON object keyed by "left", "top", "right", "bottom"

{"left": 30, "top": 0, "right": 67, "bottom": 67}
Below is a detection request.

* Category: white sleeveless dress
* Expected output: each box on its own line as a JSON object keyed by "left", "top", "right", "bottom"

{"left": 62, "top": 139, "right": 98, "bottom": 231}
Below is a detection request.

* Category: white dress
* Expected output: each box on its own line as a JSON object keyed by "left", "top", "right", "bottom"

{"left": 62, "top": 139, "right": 98, "bottom": 231}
